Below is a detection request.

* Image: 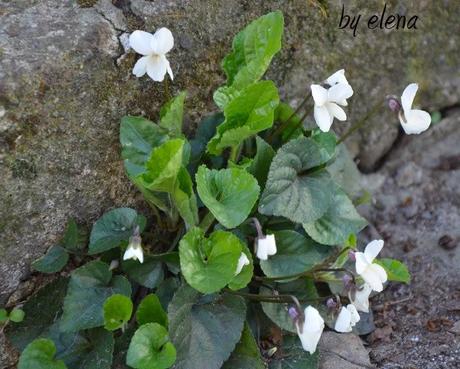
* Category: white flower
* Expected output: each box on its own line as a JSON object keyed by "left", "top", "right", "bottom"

{"left": 355, "top": 240, "right": 387, "bottom": 292}
{"left": 350, "top": 283, "right": 373, "bottom": 313}
{"left": 256, "top": 234, "right": 277, "bottom": 261}
{"left": 296, "top": 306, "right": 324, "bottom": 354}
{"left": 129, "top": 28, "right": 174, "bottom": 82}
{"left": 235, "top": 252, "right": 250, "bottom": 275}
{"left": 335, "top": 304, "right": 361, "bottom": 333}
{"left": 123, "top": 234, "right": 144, "bottom": 263}
{"left": 311, "top": 70, "right": 353, "bottom": 132}
{"left": 398, "top": 83, "right": 431, "bottom": 134}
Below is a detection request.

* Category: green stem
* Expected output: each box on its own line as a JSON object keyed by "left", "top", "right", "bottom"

{"left": 163, "top": 78, "right": 171, "bottom": 101}
{"left": 255, "top": 267, "right": 354, "bottom": 283}
{"left": 199, "top": 211, "right": 215, "bottom": 233}
{"left": 337, "top": 100, "right": 384, "bottom": 145}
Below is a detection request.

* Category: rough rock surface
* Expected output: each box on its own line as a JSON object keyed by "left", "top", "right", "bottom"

{"left": 1, "top": 0, "right": 459, "bottom": 307}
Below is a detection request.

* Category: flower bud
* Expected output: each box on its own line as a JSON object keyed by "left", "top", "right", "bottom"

{"left": 288, "top": 306, "right": 300, "bottom": 321}
{"left": 326, "top": 297, "right": 337, "bottom": 310}
{"left": 348, "top": 250, "right": 356, "bottom": 261}
{"left": 387, "top": 96, "right": 401, "bottom": 113}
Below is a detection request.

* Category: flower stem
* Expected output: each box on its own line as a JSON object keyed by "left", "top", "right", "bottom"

{"left": 199, "top": 211, "right": 215, "bottom": 233}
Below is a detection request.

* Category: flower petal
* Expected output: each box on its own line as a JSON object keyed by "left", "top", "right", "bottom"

{"left": 326, "top": 69, "right": 348, "bottom": 85}
{"left": 328, "top": 83, "right": 353, "bottom": 104}
{"left": 265, "top": 234, "right": 277, "bottom": 255}
{"left": 355, "top": 252, "right": 369, "bottom": 274}
{"left": 297, "top": 306, "right": 324, "bottom": 354}
{"left": 166, "top": 58, "right": 174, "bottom": 80}
{"left": 351, "top": 283, "right": 372, "bottom": 313}
{"left": 401, "top": 109, "right": 431, "bottom": 134}
{"left": 401, "top": 83, "right": 418, "bottom": 113}
{"left": 369, "top": 263, "right": 388, "bottom": 284}
{"left": 335, "top": 307, "right": 352, "bottom": 333}
{"left": 235, "top": 253, "right": 250, "bottom": 275}
{"left": 151, "top": 27, "right": 174, "bottom": 55}
{"left": 129, "top": 30, "right": 155, "bottom": 56}
{"left": 361, "top": 268, "right": 384, "bottom": 292}
{"left": 304, "top": 306, "right": 324, "bottom": 332}
{"left": 132, "top": 56, "right": 148, "bottom": 77}
{"left": 364, "top": 239, "right": 384, "bottom": 263}
{"left": 327, "top": 102, "right": 347, "bottom": 121}
{"left": 311, "top": 84, "right": 328, "bottom": 106}
{"left": 314, "top": 105, "right": 333, "bottom": 132}
{"left": 347, "top": 304, "right": 361, "bottom": 325}
{"left": 146, "top": 55, "right": 168, "bottom": 82}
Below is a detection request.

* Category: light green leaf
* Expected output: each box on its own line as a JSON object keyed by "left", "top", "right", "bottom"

{"left": 126, "top": 323, "right": 176, "bottom": 369}
{"left": 268, "top": 335, "right": 319, "bottom": 369}
{"left": 168, "top": 285, "right": 246, "bottom": 369}
{"left": 248, "top": 136, "right": 275, "bottom": 189}
{"left": 60, "top": 261, "right": 132, "bottom": 332}
{"left": 303, "top": 186, "right": 368, "bottom": 246}
{"left": 228, "top": 242, "right": 254, "bottom": 291}
{"left": 61, "top": 219, "right": 87, "bottom": 252}
{"left": 9, "top": 308, "right": 25, "bottom": 323}
{"left": 259, "top": 136, "right": 335, "bottom": 224}
{"left": 0, "top": 308, "right": 7, "bottom": 323}
{"left": 104, "top": 294, "right": 133, "bottom": 331}
{"left": 122, "top": 256, "right": 164, "bottom": 289}
{"left": 196, "top": 166, "right": 260, "bottom": 229}
{"left": 375, "top": 258, "right": 411, "bottom": 283}
{"left": 172, "top": 167, "right": 199, "bottom": 227}
{"left": 208, "top": 81, "right": 279, "bottom": 155}
{"left": 32, "top": 246, "right": 69, "bottom": 274}
{"left": 136, "top": 294, "right": 168, "bottom": 328}
{"left": 214, "top": 11, "right": 284, "bottom": 108}
{"left": 159, "top": 92, "right": 186, "bottom": 138}
{"left": 179, "top": 227, "right": 242, "bottom": 293}
{"left": 18, "top": 339, "right": 67, "bottom": 369}
{"left": 222, "top": 323, "right": 264, "bottom": 369}
{"left": 260, "top": 231, "right": 331, "bottom": 279}
{"left": 88, "top": 208, "right": 146, "bottom": 255}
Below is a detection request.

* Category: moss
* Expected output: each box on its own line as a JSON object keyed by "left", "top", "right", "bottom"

{"left": 76, "top": 0, "right": 97, "bottom": 8}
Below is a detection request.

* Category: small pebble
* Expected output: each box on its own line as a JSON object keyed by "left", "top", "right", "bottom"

{"left": 438, "top": 235, "right": 457, "bottom": 250}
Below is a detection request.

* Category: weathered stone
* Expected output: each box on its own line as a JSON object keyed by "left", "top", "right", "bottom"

{"left": 0, "top": 0, "right": 459, "bottom": 306}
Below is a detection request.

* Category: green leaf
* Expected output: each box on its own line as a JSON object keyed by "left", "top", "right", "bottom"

{"left": 172, "top": 167, "right": 199, "bottom": 227}
{"left": 268, "top": 335, "right": 319, "bottom": 369}
{"left": 32, "top": 246, "right": 69, "bottom": 274}
{"left": 88, "top": 208, "right": 146, "bottom": 254}
{"left": 127, "top": 323, "right": 176, "bottom": 369}
{"left": 303, "top": 186, "right": 368, "bottom": 246}
{"left": 208, "top": 81, "right": 279, "bottom": 155}
{"left": 120, "top": 116, "right": 168, "bottom": 177}
{"left": 60, "top": 261, "right": 132, "bottom": 332}
{"left": 61, "top": 219, "right": 87, "bottom": 252}
{"left": 274, "top": 102, "right": 304, "bottom": 142}
{"left": 18, "top": 339, "right": 67, "bottom": 369}
{"left": 9, "top": 308, "right": 25, "bottom": 323}
{"left": 260, "top": 231, "right": 331, "bottom": 279}
{"left": 138, "top": 139, "right": 185, "bottom": 193}
{"left": 179, "top": 227, "right": 242, "bottom": 293}
{"left": 259, "top": 136, "right": 335, "bottom": 224}
{"left": 159, "top": 92, "right": 186, "bottom": 138}
{"left": 222, "top": 323, "right": 264, "bottom": 369}
{"left": 196, "top": 166, "right": 260, "bottom": 229}
{"left": 136, "top": 294, "right": 168, "bottom": 328}
{"left": 156, "top": 278, "right": 181, "bottom": 311}
{"left": 375, "top": 258, "right": 411, "bottom": 283}
{"left": 122, "top": 256, "right": 164, "bottom": 289}
{"left": 228, "top": 242, "right": 253, "bottom": 291}
{"left": 104, "top": 294, "right": 133, "bottom": 331}
{"left": 327, "top": 143, "right": 362, "bottom": 198}
{"left": 214, "top": 11, "right": 284, "bottom": 108}
{"left": 168, "top": 285, "right": 246, "bottom": 369}
{"left": 311, "top": 131, "right": 337, "bottom": 159}
{"left": 76, "top": 328, "right": 114, "bottom": 369}
{"left": 0, "top": 308, "right": 8, "bottom": 322}
{"left": 247, "top": 136, "right": 275, "bottom": 189}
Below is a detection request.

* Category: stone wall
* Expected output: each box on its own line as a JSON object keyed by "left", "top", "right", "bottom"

{"left": 1, "top": 0, "right": 459, "bottom": 303}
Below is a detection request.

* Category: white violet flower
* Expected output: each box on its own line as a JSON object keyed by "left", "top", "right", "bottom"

{"left": 398, "top": 83, "right": 431, "bottom": 134}
{"left": 311, "top": 70, "right": 354, "bottom": 132}
{"left": 355, "top": 240, "right": 388, "bottom": 292}
{"left": 296, "top": 306, "right": 324, "bottom": 354}
{"left": 335, "top": 304, "right": 361, "bottom": 333}
{"left": 235, "top": 253, "right": 250, "bottom": 275}
{"left": 129, "top": 28, "right": 174, "bottom": 82}
{"left": 256, "top": 234, "right": 277, "bottom": 261}
{"left": 350, "top": 283, "right": 373, "bottom": 313}
{"left": 123, "top": 232, "right": 144, "bottom": 264}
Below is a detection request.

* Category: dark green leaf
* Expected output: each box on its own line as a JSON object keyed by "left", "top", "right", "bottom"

{"left": 248, "top": 136, "right": 275, "bottom": 189}
{"left": 32, "top": 246, "right": 69, "bottom": 273}
{"left": 61, "top": 219, "right": 87, "bottom": 252}
{"left": 268, "top": 335, "right": 319, "bottom": 369}
{"left": 179, "top": 227, "right": 242, "bottom": 293}
{"left": 196, "top": 166, "right": 260, "bottom": 229}
{"left": 259, "top": 136, "right": 335, "bottom": 223}
{"left": 9, "top": 308, "right": 25, "bottom": 323}
{"left": 168, "top": 285, "right": 246, "bottom": 369}
{"left": 122, "top": 256, "right": 164, "bottom": 289}
{"left": 375, "top": 258, "right": 411, "bottom": 283}
{"left": 77, "top": 328, "right": 114, "bottom": 369}
{"left": 104, "top": 294, "right": 133, "bottom": 331}
{"left": 208, "top": 81, "right": 279, "bottom": 155}
{"left": 214, "top": 11, "right": 284, "bottom": 108}
{"left": 18, "top": 339, "right": 67, "bottom": 369}
{"left": 88, "top": 208, "right": 146, "bottom": 254}
{"left": 127, "top": 323, "right": 176, "bottom": 369}
{"left": 60, "top": 261, "right": 132, "bottom": 332}
{"left": 222, "top": 323, "right": 264, "bottom": 369}
{"left": 327, "top": 144, "right": 362, "bottom": 198}
{"left": 136, "top": 294, "right": 168, "bottom": 328}
{"left": 0, "top": 308, "right": 7, "bottom": 322}
{"left": 159, "top": 92, "right": 186, "bottom": 138}
{"left": 274, "top": 102, "right": 304, "bottom": 142}
{"left": 156, "top": 278, "right": 181, "bottom": 311}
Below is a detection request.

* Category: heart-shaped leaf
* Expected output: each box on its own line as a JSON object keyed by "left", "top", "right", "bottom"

{"left": 196, "top": 166, "right": 260, "bottom": 229}
{"left": 122, "top": 256, "right": 164, "bottom": 289}
{"left": 159, "top": 92, "right": 186, "bottom": 138}
{"left": 222, "top": 323, "right": 264, "bottom": 369}
{"left": 32, "top": 246, "right": 69, "bottom": 274}
{"left": 179, "top": 227, "right": 242, "bottom": 293}
{"left": 136, "top": 294, "right": 168, "bottom": 328}
{"left": 18, "top": 339, "right": 67, "bottom": 369}
{"left": 104, "top": 294, "right": 133, "bottom": 331}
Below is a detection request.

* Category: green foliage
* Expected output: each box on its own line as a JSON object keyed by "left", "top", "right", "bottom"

{"left": 88, "top": 208, "right": 146, "bottom": 254}
{"left": 0, "top": 308, "right": 7, "bottom": 323}
{"left": 18, "top": 339, "right": 67, "bottom": 369}
{"left": 122, "top": 256, "right": 164, "bottom": 289}
{"left": 376, "top": 258, "right": 411, "bottom": 283}
{"left": 9, "top": 308, "right": 25, "bottom": 323}
{"left": 32, "top": 246, "right": 69, "bottom": 273}
{"left": 103, "top": 294, "right": 133, "bottom": 331}
{"left": 159, "top": 91, "right": 186, "bottom": 138}
{"left": 222, "top": 323, "right": 264, "bottom": 369}
{"left": 214, "top": 11, "right": 284, "bottom": 108}
{"left": 168, "top": 285, "right": 246, "bottom": 369}
{"left": 61, "top": 219, "right": 88, "bottom": 252}
{"left": 268, "top": 335, "right": 319, "bottom": 369}
{"left": 136, "top": 294, "right": 168, "bottom": 328}
{"left": 247, "top": 136, "right": 275, "bottom": 188}
{"left": 196, "top": 166, "right": 260, "bottom": 229}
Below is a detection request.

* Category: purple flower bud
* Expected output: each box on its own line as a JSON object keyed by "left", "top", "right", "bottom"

{"left": 348, "top": 250, "right": 356, "bottom": 261}
{"left": 326, "top": 298, "right": 337, "bottom": 309}
{"left": 288, "top": 306, "right": 299, "bottom": 321}
{"left": 387, "top": 96, "right": 401, "bottom": 113}
{"left": 342, "top": 274, "right": 353, "bottom": 287}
